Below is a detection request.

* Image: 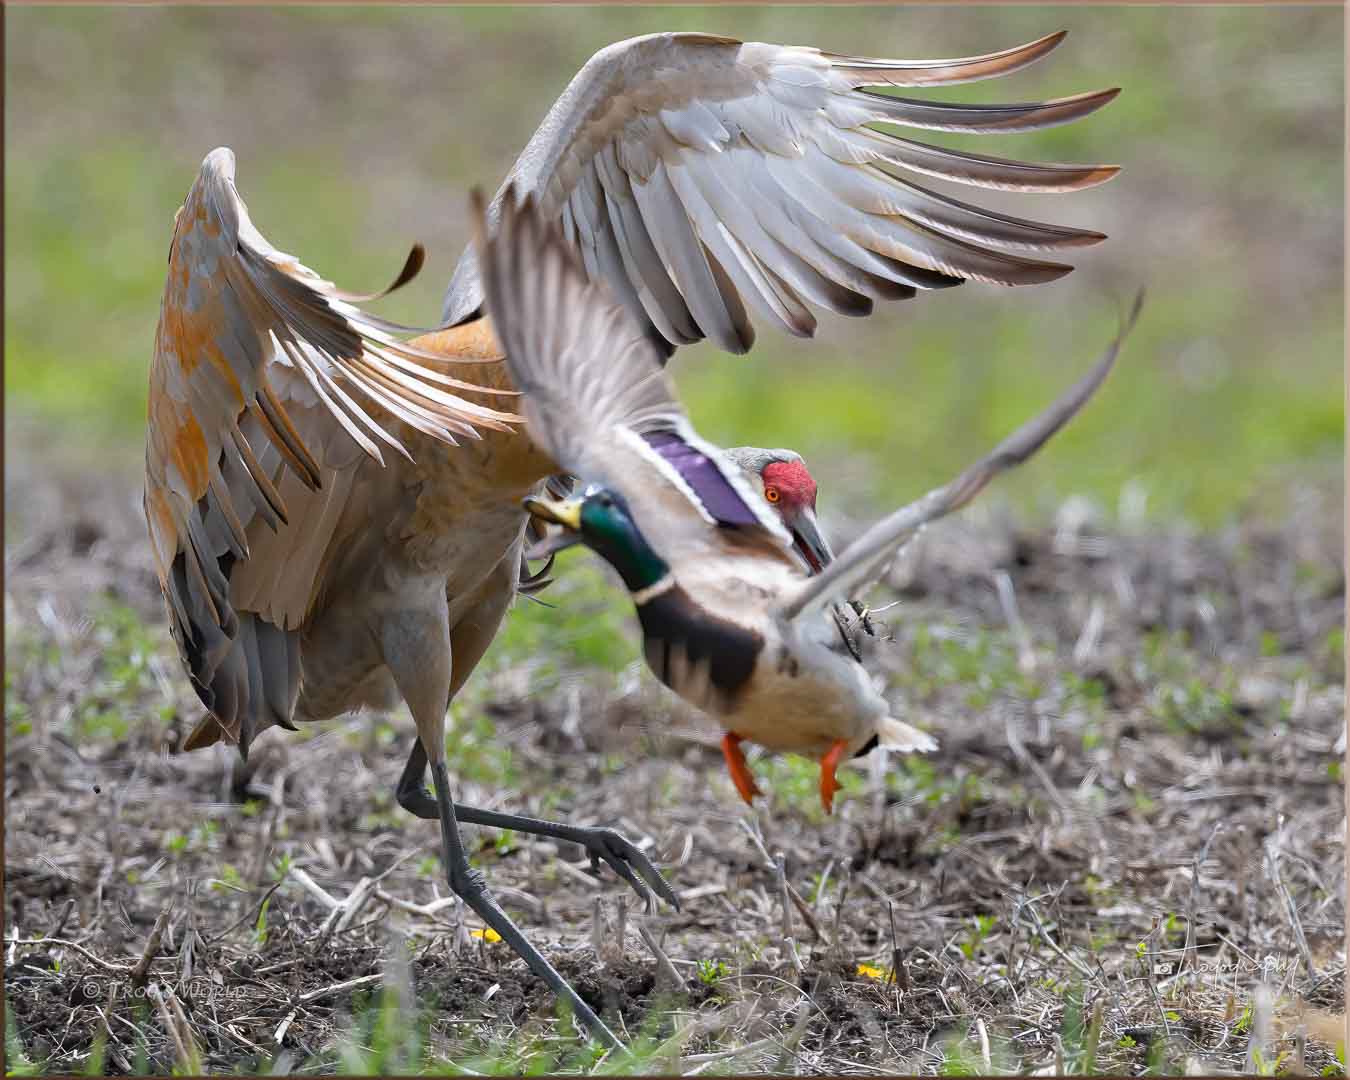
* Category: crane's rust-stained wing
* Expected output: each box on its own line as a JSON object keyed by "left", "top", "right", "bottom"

{"left": 444, "top": 30, "right": 1119, "bottom": 356}
{"left": 145, "top": 147, "right": 516, "bottom": 756}
{"left": 474, "top": 189, "right": 795, "bottom": 564}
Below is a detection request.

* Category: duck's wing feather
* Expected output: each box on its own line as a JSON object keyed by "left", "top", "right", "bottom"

{"left": 777, "top": 291, "right": 1143, "bottom": 624}
{"left": 146, "top": 148, "right": 516, "bottom": 753}
{"left": 475, "top": 188, "right": 793, "bottom": 557}
{"left": 444, "top": 31, "right": 1118, "bottom": 356}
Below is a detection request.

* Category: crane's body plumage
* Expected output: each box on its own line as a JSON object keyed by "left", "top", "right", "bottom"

{"left": 254, "top": 423, "right": 545, "bottom": 728}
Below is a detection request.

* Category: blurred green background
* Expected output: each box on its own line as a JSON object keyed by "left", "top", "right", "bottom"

{"left": 5, "top": 6, "right": 1343, "bottom": 528}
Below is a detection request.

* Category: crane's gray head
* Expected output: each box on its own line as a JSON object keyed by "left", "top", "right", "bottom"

{"left": 723, "top": 446, "right": 833, "bottom": 574}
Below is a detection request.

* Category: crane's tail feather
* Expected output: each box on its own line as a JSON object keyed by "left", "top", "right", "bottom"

{"left": 176, "top": 608, "right": 299, "bottom": 759}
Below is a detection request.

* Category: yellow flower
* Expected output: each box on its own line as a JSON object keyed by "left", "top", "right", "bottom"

{"left": 470, "top": 928, "right": 502, "bottom": 943}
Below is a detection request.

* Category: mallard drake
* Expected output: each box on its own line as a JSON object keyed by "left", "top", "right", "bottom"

{"left": 478, "top": 191, "right": 1140, "bottom": 817}
{"left": 146, "top": 29, "right": 1118, "bottom": 1048}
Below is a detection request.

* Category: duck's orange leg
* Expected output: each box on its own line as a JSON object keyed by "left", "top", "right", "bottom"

{"left": 720, "top": 733, "right": 762, "bottom": 805}
{"left": 819, "top": 739, "right": 850, "bottom": 814}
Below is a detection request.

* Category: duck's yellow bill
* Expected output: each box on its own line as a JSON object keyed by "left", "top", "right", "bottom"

{"left": 523, "top": 494, "right": 584, "bottom": 530}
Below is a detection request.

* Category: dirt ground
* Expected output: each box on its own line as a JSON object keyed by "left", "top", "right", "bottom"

{"left": 4, "top": 442, "right": 1345, "bottom": 1075}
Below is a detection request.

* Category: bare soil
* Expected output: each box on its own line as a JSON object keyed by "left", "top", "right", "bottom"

{"left": 4, "top": 446, "right": 1345, "bottom": 1074}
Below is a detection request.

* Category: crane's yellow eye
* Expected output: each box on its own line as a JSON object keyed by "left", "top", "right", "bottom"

{"left": 764, "top": 486, "right": 780, "bottom": 504}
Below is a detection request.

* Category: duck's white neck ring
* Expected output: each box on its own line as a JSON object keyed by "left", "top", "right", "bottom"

{"left": 632, "top": 573, "right": 676, "bottom": 606}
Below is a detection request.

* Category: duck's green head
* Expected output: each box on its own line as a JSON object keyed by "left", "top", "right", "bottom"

{"left": 524, "top": 487, "right": 669, "bottom": 593}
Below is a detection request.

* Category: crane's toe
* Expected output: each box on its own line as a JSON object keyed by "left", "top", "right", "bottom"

{"left": 580, "top": 826, "right": 680, "bottom": 914}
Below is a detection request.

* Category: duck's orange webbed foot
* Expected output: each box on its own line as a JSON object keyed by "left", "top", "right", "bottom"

{"left": 720, "top": 733, "right": 762, "bottom": 806}
{"left": 819, "top": 738, "right": 849, "bottom": 814}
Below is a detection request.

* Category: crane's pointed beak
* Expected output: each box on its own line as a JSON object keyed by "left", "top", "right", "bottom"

{"left": 523, "top": 494, "right": 584, "bottom": 531}
{"left": 788, "top": 506, "right": 834, "bottom": 575}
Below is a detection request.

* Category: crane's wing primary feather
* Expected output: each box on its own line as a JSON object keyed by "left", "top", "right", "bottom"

{"left": 444, "top": 31, "right": 1118, "bottom": 358}
{"left": 145, "top": 148, "right": 516, "bottom": 756}
{"left": 475, "top": 189, "right": 793, "bottom": 555}
{"left": 776, "top": 292, "right": 1143, "bottom": 625}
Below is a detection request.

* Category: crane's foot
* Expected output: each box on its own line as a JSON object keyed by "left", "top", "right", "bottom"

{"left": 397, "top": 740, "right": 678, "bottom": 913}
{"left": 428, "top": 759, "right": 624, "bottom": 1052}
{"left": 527, "top": 820, "right": 677, "bottom": 915}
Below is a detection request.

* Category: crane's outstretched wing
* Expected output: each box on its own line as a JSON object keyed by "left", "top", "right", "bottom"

{"left": 146, "top": 148, "right": 516, "bottom": 755}
{"left": 777, "top": 292, "right": 1143, "bottom": 625}
{"left": 444, "top": 31, "right": 1118, "bottom": 356}
{"left": 475, "top": 188, "right": 794, "bottom": 562}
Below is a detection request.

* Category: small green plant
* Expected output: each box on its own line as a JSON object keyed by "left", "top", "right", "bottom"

{"left": 254, "top": 896, "right": 271, "bottom": 947}
{"left": 959, "top": 914, "right": 998, "bottom": 961}
{"left": 1322, "top": 627, "right": 1345, "bottom": 678}
{"left": 695, "top": 957, "right": 729, "bottom": 986}
{"left": 1062, "top": 672, "right": 1108, "bottom": 706}
{"left": 1152, "top": 678, "right": 1239, "bottom": 736}
{"left": 211, "top": 863, "right": 244, "bottom": 893}
{"left": 6, "top": 670, "right": 32, "bottom": 737}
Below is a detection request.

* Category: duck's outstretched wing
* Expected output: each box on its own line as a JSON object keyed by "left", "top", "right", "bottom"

{"left": 145, "top": 148, "right": 516, "bottom": 755}
{"left": 475, "top": 188, "right": 793, "bottom": 557}
{"left": 444, "top": 31, "right": 1118, "bottom": 356}
{"left": 777, "top": 291, "right": 1143, "bottom": 625}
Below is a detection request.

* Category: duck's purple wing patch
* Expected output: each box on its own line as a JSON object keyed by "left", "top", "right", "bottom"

{"left": 642, "top": 431, "right": 761, "bottom": 528}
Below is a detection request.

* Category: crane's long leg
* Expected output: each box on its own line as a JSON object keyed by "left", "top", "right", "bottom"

{"left": 382, "top": 603, "right": 622, "bottom": 1051}
{"left": 396, "top": 739, "right": 678, "bottom": 911}
{"left": 427, "top": 758, "right": 623, "bottom": 1049}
